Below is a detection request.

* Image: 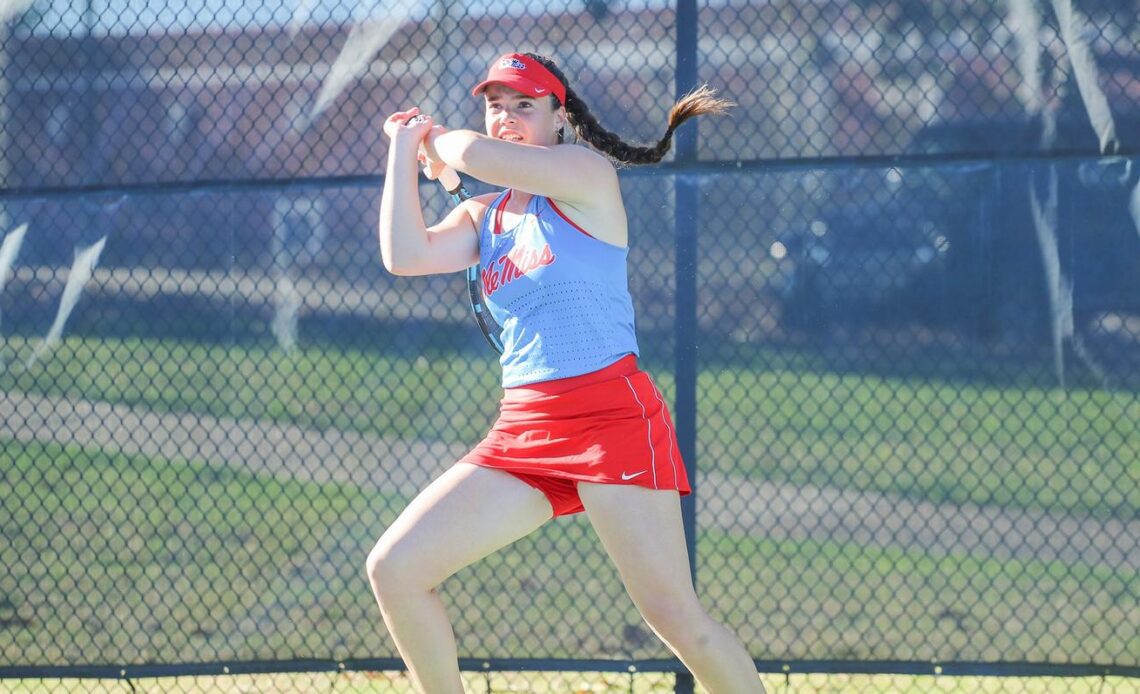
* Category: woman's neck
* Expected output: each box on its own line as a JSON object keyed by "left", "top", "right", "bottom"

{"left": 504, "top": 189, "right": 534, "bottom": 211}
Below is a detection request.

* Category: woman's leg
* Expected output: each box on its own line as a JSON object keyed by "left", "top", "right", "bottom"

{"left": 578, "top": 483, "right": 764, "bottom": 694}
{"left": 366, "top": 463, "right": 552, "bottom": 693}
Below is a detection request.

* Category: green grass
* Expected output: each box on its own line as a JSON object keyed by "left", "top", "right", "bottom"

{"left": 0, "top": 439, "right": 401, "bottom": 665}
{"left": 0, "top": 336, "right": 502, "bottom": 443}
{"left": 2, "top": 335, "right": 1136, "bottom": 517}
{"left": 697, "top": 530, "right": 1138, "bottom": 664}
{"left": 1, "top": 334, "right": 1136, "bottom": 673}
{"left": 1, "top": 439, "right": 1135, "bottom": 669}
{"left": 697, "top": 366, "right": 1137, "bottom": 517}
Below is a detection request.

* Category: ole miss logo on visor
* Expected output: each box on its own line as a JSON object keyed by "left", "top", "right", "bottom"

{"left": 473, "top": 53, "right": 566, "bottom": 103}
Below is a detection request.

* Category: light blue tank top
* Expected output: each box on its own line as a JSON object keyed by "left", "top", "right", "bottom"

{"left": 478, "top": 190, "right": 638, "bottom": 387}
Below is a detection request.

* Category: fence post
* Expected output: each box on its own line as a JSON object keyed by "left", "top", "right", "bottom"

{"left": 673, "top": 0, "right": 698, "bottom": 691}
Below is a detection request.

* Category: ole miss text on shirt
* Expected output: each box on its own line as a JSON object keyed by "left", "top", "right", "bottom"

{"left": 482, "top": 243, "right": 555, "bottom": 296}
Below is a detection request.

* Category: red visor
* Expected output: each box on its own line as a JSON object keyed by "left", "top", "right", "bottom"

{"left": 471, "top": 53, "right": 566, "bottom": 105}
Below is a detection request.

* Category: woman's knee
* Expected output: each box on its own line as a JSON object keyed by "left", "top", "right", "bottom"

{"left": 634, "top": 590, "right": 709, "bottom": 643}
{"left": 365, "top": 533, "right": 422, "bottom": 600}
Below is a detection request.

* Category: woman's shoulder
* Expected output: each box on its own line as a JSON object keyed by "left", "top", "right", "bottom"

{"left": 546, "top": 143, "right": 622, "bottom": 205}
{"left": 555, "top": 142, "right": 616, "bottom": 172}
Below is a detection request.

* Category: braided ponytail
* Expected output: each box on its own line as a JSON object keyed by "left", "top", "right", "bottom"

{"left": 523, "top": 53, "right": 733, "bottom": 166}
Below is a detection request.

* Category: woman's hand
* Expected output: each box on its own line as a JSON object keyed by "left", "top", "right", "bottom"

{"left": 417, "top": 125, "right": 450, "bottom": 180}
{"left": 382, "top": 108, "right": 434, "bottom": 145}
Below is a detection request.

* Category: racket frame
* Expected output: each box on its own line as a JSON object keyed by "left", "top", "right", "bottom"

{"left": 437, "top": 169, "right": 504, "bottom": 354}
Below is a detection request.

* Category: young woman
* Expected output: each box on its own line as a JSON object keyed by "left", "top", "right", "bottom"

{"left": 368, "top": 52, "right": 763, "bottom": 693}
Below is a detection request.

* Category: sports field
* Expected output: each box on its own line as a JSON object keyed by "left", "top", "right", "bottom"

{"left": 3, "top": 335, "right": 1136, "bottom": 515}
{"left": 2, "top": 335, "right": 1135, "bottom": 673}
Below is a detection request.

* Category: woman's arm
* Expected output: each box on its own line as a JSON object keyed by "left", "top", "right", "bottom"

{"left": 378, "top": 111, "right": 481, "bottom": 276}
{"left": 423, "top": 129, "right": 619, "bottom": 207}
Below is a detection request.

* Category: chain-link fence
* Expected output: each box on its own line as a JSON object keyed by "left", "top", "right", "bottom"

{"left": 1, "top": 0, "right": 1138, "bottom": 692}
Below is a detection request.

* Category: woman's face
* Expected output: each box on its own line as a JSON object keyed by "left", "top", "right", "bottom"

{"left": 483, "top": 83, "right": 566, "bottom": 146}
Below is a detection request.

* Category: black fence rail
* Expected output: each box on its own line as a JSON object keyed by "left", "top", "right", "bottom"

{"left": 1, "top": 1, "right": 1138, "bottom": 692}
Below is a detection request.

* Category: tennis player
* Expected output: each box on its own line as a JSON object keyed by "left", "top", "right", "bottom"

{"left": 369, "top": 52, "right": 763, "bottom": 693}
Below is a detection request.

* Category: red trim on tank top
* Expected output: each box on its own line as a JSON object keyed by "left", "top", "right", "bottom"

{"left": 492, "top": 190, "right": 512, "bottom": 235}
{"left": 546, "top": 198, "right": 596, "bottom": 239}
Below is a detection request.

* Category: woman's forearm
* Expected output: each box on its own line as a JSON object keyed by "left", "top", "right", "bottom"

{"left": 378, "top": 140, "right": 430, "bottom": 275}
{"left": 424, "top": 129, "right": 598, "bottom": 204}
{"left": 424, "top": 130, "right": 485, "bottom": 178}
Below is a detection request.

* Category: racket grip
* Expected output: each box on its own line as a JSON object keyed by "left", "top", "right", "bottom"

{"left": 437, "top": 167, "right": 463, "bottom": 195}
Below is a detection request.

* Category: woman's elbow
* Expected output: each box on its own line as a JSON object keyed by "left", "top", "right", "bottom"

{"left": 381, "top": 254, "right": 414, "bottom": 276}
{"left": 380, "top": 251, "right": 428, "bottom": 277}
{"left": 379, "top": 233, "right": 417, "bottom": 275}
{"left": 380, "top": 257, "right": 402, "bottom": 275}
{"left": 379, "top": 245, "right": 407, "bottom": 275}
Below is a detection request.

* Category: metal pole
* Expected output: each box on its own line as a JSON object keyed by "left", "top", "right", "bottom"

{"left": 0, "top": 14, "right": 13, "bottom": 231}
{"left": 82, "top": 0, "right": 95, "bottom": 182}
{"left": 673, "top": 0, "right": 698, "bottom": 691}
{"left": 81, "top": 0, "right": 106, "bottom": 244}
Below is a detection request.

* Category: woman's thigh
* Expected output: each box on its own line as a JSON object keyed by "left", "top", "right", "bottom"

{"left": 370, "top": 463, "right": 553, "bottom": 588}
{"left": 577, "top": 483, "right": 699, "bottom": 610}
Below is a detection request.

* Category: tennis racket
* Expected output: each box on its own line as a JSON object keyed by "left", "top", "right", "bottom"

{"left": 432, "top": 165, "right": 504, "bottom": 355}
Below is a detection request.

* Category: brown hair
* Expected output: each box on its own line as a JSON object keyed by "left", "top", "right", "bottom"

{"left": 523, "top": 52, "right": 733, "bottom": 166}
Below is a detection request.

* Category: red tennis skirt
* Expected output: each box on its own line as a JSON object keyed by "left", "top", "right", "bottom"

{"left": 459, "top": 354, "right": 691, "bottom": 517}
